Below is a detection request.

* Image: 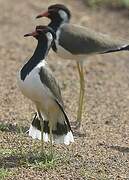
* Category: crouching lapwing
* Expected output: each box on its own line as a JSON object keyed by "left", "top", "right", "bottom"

{"left": 17, "top": 26, "right": 74, "bottom": 158}
{"left": 36, "top": 4, "right": 129, "bottom": 128}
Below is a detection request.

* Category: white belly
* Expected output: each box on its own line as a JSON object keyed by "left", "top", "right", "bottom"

{"left": 17, "top": 63, "right": 54, "bottom": 111}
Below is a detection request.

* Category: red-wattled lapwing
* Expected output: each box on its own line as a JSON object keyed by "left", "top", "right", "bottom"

{"left": 36, "top": 4, "right": 129, "bottom": 128}
{"left": 17, "top": 26, "right": 74, "bottom": 157}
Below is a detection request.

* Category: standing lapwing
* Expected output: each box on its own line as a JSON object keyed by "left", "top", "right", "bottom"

{"left": 36, "top": 4, "right": 129, "bottom": 128}
{"left": 17, "top": 26, "right": 74, "bottom": 157}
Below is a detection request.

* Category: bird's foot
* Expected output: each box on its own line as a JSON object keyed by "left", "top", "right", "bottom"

{"left": 71, "top": 121, "right": 83, "bottom": 131}
{"left": 74, "top": 121, "right": 81, "bottom": 129}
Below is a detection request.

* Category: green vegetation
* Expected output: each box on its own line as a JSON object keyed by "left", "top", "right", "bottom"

{"left": 0, "top": 148, "right": 16, "bottom": 157}
{"left": 0, "top": 168, "right": 11, "bottom": 180}
{"left": 0, "top": 146, "right": 69, "bottom": 171}
{"left": 28, "top": 153, "right": 61, "bottom": 169}
{"left": 84, "top": 0, "right": 129, "bottom": 9}
{"left": 0, "top": 122, "right": 69, "bottom": 170}
{"left": 0, "top": 123, "right": 9, "bottom": 132}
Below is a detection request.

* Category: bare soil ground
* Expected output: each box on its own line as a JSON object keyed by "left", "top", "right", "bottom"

{"left": 1, "top": 0, "right": 129, "bottom": 179}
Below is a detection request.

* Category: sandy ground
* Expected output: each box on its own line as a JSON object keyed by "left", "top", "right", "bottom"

{"left": 1, "top": 0, "right": 129, "bottom": 179}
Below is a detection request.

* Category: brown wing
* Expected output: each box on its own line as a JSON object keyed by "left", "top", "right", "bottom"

{"left": 59, "top": 24, "right": 126, "bottom": 55}
{"left": 39, "top": 65, "right": 64, "bottom": 107}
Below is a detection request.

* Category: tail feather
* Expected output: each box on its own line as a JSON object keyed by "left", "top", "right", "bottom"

{"left": 28, "top": 111, "right": 74, "bottom": 145}
{"left": 31, "top": 113, "right": 49, "bottom": 133}
{"left": 55, "top": 99, "right": 72, "bottom": 132}
{"left": 53, "top": 131, "right": 74, "bottom": 145}
{"left": 121, "top": 44, "right": 129, "bottom": 51}
{"left": 29, "top": 125, "right": 49, "bottom": 142}
{"left": 102, "top": 44, "right": 129, "bottom": 54}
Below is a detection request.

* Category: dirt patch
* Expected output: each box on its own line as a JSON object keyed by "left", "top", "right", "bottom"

{"left": 1, "top": 0, "right": 129, "bottom": 179}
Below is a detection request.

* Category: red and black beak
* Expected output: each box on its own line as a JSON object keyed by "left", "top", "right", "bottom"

{"left": 24, "top": 31, "right": 38, "bottom": 37}
{"left": 36, "top": 11, "right": 50, "bottom": 19}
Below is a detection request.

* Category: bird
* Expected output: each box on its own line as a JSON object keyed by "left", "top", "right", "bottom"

{"left": 17, "top": 26, "right": 74, "bottom": 158}
{"left": 36, "top": 4, "right": 129, "bottom": 128}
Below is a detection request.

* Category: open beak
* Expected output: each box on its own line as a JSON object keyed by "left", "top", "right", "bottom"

{"left": 36, "top": 11, "right": 49, "bottom": 19}
{"left": 24, "top": 31, "right": 38, "bottom": 37}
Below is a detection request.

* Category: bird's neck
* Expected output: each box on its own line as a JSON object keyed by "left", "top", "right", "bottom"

{"left": 31, "top": 40, "right": 48, "bottom": 62}
{"left": 48, "top": 20, "right": 63, "bottom": 32}
{"left": 48, "top": 21, "right": 63, "bottom": 53}
{"left": 20, "top": 40, "right": 48, "bottom": 81}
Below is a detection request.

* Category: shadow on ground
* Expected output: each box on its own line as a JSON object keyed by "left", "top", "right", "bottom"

{"left": 0, "top": 152, "right": 54, "bottom": 169}
{"left": 0, "top": 121, "right": 86, "bottom": 137}
{"left": 98, "top": 143, "right": 129, "bottom": 153}
{"left": 0, "top": 122, "right": 28, "bottom": 133}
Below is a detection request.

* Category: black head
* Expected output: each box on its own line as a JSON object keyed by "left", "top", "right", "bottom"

{"left": 24, "top": 26, "right": 56, "bottom": 45}
{"left": 36, "top": 4, "right": 71, "bottom": 23}
{"left": 36, "top": 25, "right": 56, "bottom": 40}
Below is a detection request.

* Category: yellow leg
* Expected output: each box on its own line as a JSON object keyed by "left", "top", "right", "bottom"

{"left": 76, "top": 62, "right": 85, "bottom": 128}
{"left": 37, "top": 109, "right": 45, "bottom": 156}
{"left": 49, "top": 124, "right": 53, "bottom": 160}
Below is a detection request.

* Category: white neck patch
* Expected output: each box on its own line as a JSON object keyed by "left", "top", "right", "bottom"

{"left": 58, "top": 10, "right": 68, "bottom": 22}
{"left": 46, "top": 32, "right": 53, "bottom": 55}
{"left": 46, "top": 32, "right": 53, "bottom": 41}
